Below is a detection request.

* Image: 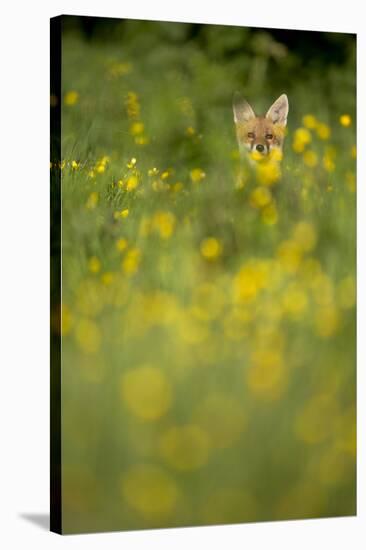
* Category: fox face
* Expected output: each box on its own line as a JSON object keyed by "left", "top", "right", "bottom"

{"left": 233, "top": 93, "right": 289, "bottom": 159}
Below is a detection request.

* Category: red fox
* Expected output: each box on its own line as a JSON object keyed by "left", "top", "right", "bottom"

{"left": 233, "top": 93, "right": 289, "bottom": 160}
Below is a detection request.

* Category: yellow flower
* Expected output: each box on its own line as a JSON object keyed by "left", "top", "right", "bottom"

{"left": 101, "top": 272, "right": 114, "bottom": 286}
{"left": 233, "top": 259, "right": 271, "bottom": 303}
{"left": 116, "top": 237, "right": 128, "bottom": 252}
{"left": 302, "top": 114, "right": 318, "bottom": 129}
{"left": 323, "top": 154, "right": 335, "bottom": 172}
{"left": 129, "top": 121, "right": 144, "bottom": 136}
{"left": 256, "top": 161, "right": 281, "bottom": 186}
{"left": 121, "top": 208, "right": 129, "bottom": 218}
{"left": 71, "top": 160, "right": 79, "bottom": 170}
{"left": 303, "top": 150, "right": 318, "bottom": 167}
{"left": 277, "top": 240, "right": 302, "bottom": 273}
{"left": 126, "top": 175, "right": 139, "bottom": 191}
{"left": 200, "top": 237, "right": 222, "bottom": 260}
{"left": 250, "top": 186, "right": 272, "bottom": 208}
{"left": 292, "top": 128, "right": 312, "bottom": 153}
{"left": 190, "top": 168, "right": 206, "bottom": 183}
{"left": 127, "top": 157, "right": 137, "bottom": 169}
{"left": 339, "top": 114, "right": 352, "bottom": 127}
{"left": 64, "top": 90, "right": 79, "bottom": 106}
{"left": 148, "top": 167, "right": 159, "bottom": 176}
{"left": 122, "top": 247, "right": 141, "bottom": 275}
{"left": 185, "top": 126, "right": 195, "bottom": 136}
{"left": 120, "top": 365, "right": 172, "bottom": 421}
{"left": 152, "top": 211, "right": 176, "bottom": 239}
{"left": 316, "top": 123, "right": 331, "bottom": 140}
{"left": 88, "top": 256, "right": 101, "bottom": 273}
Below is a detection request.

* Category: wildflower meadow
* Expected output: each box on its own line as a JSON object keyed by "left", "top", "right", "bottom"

{"left": 52, "top": 17, "right": 356, "bottom": 533}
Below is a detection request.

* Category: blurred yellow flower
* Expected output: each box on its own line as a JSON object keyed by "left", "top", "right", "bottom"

{"left": 339, "top": 114, "right": 352, "bottom": 127}
{"left": 277, "top": 240, "right": 302, "bottom": 273}
{"left": 159, "top": 424, "right": 210, "bottom": 471}
{"left": 233, "top": 259, "right": 270, "bottom": 302}
{"left": 190, "top": 168, "right": 206, "bottom": 183}
{"left": 292, "top": 128, "right": 312, "bottom": 153}
{"left": 302, "top": 114, "right": 318, "bottom": 129}
{"left": 88, "top": 256, "right": 101, "bottom": 274}
{"left": 250, "top": 186, "right": 272, "bottom": 208}
{"left": 64, "top": 90, "right": 79, "bottom": 105}
{"left": 122, "top": 247, "right": 141, "bottom": 275}
{"left": 129, "top": 121, "right": 145, "bottom": 136}
{"left": 120, "top": 365, "right": 172, "bottom": 421}
{"left": 303, "top": 150, "right": 318, "bottom": 167}
{"left": 121, "top": 464, "right": 178, "bottom": 520}
{"left": 152, "top": 211, "right": 176, "bottom": 239}
{"left": 127, "top": 157, "right": 137, "bottom": 168}
{"left": 200, "top": 237, "right": 222, "bottom": 260}
{"left": 116, "top": 237, "right": 128, "bottom": 252}
{"left": 316, "top": 123, "right": 331, "bottom": 140}
{"left": 256, "top": 161, "right": 281, "bottom": 186}
{"left": 126, "top": 175, "right": 139, "bottom": 191}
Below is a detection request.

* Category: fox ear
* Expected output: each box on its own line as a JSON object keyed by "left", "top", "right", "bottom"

{"left": 233, "top": 92, "right": 256, "bottom": 123}
{"left": 266, "top": 94, "right": 289, "bottom": 125}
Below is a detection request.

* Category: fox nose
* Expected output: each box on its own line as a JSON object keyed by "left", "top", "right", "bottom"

{"left": 256, "top": 144, "right": 265, "bottom": 152}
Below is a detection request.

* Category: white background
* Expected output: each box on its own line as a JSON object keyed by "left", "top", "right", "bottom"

{"left": 0, "top": 0, "right": 364, "bottom": 547}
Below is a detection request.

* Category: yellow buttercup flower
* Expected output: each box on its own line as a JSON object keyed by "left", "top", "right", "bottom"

{"left": 190, "top": 168, "right": 206, "bottom": 183}
{"left": 200, "top": 237, "right": 222, "bottom": 260}
{"left": 88, "top": 256, "right": 101, "bottom": 274}
{"left": 302, "top": 114, "right": 318, "bottom": 129}
{"left": 64, "top": 90, "right": 79, "bottom": 105}
{"left": 339, "top": 114, "right": 352, "bottom": 127}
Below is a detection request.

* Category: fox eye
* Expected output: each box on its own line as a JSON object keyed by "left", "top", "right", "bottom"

{"left": 247, "top": 132, "right": 255, "bottom": 138}
{"left": 266, "top": 133, "right": 273, "bottom": 140}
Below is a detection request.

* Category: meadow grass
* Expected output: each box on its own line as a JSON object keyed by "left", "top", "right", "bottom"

{"left": 55, "top": 21, "right": 356, "bottom": 533}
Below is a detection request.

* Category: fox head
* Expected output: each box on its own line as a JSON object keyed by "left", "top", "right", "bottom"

{"left": 233, "top": 93, "right": 289, "bottom": 159}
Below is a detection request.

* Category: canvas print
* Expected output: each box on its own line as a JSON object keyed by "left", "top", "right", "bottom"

{"left": 50, "top": 15, "right": 356, "bottom": 534}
